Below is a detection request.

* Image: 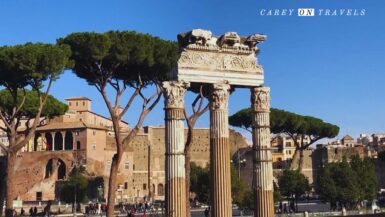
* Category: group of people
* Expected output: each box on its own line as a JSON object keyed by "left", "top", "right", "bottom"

{"left": 84, "top": 202, "right": 153, "bottom": 217}
{"left": 276, "top": 202, "right": 295, "bottom": 214}
{"left": 84, "top": 202, "right": 107, "bottom": 216}
{"left": 28, "top": 207, "right": 38, "bottom": 216}
{"left": 118, "top": 201, "right": 155, "bottom": 215}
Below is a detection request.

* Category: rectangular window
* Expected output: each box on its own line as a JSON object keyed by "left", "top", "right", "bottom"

{"left": 93, "top": 130, "right": 96, "bottom": 136}
{"left": 92, "top": 144, "right": 96, "bottom": 150}
{"left": 124, "top": 162, "right": 129, "bottom": 170}
{"left": 36, "top": 192, "right": 42, "bottom": 201}
{"left": 143, "top": 184, "right": 147, "bottom": 190}
{"left": 124, "top": 182, "right": 128, "bottom": 189}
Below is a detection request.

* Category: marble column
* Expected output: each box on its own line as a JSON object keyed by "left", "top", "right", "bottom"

{"left": 51, "top": 132, "right": 55, "bottom": 151}
{"left": 163, "top": 81, "right": 189, "bottom": 217}
{"left": 209, "top": 83, "right": 232, "bottom": 217}
{"left": 62, "top": 131, "right": 65, "bottom": 151}
{"left": 251, "top": 87, "right": 274, "bottom": 217}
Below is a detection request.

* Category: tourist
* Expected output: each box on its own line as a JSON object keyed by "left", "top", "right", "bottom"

{"left": 204, "top": 208, "right": 209, "bottom": 217}
{"left": 129, "top": 207, "right": 136, "bottom": 217}
{"left": 144, "top": 202, "right": 148, "bottom": 212}
{"left": 85, "top": 205, "right": 89, "bottom": 217}
{"left": 29, "top": 207, "right": 33, "bottom": 216}
{"left": 21, "top": 208, "right": 25, "bottom": 216}
{"left": 33, "top": 207, "right": 37, "bottom": 216}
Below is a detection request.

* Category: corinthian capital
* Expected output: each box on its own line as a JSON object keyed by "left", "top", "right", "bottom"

{"left": 251, "top": 86, "right": 270, "bottom": 112}
{"left": 162, "top": 81, "right": 190, "bottom": 109}
{"left": 210, "top": 83, "right": 231, "bottom": 111}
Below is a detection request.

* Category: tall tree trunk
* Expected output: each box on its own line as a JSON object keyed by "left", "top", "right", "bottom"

{"left": 185, "top": 151, "right": 191, "bottom": 217}
{"left": 290, "top": 149, "right": 304, "bottom": 172}
{"left": 184, "top": 91, "right": 208, "bottom": 217}
{"left": 185, "top": 118, "right": 196, "bottom": 217}
{"left": 298, "top": 149, "right": 304, "bottom": 172}
{"left": 106, "top": 115, "right": 123, "bottom": 217}
{"left": 106, "top": 152, "right": 122, "bottom": 217}
{"left": 5, "top": 152, "right": 15, "bottom": 217}
{"left": 290, "top": 150, "right": 299, "bottom": 170}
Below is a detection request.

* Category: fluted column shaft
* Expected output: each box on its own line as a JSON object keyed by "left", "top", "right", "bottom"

{"left": 163, "top": 81, "right": 189, "bottom": 217}
{"left": 251, "top": 87, "right": 274, "bottom": 217}
{"left": 210, "top": 83, "right": 232, "bottom": 217}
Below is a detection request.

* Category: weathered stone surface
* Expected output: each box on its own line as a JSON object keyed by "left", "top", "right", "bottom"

{"left": 251, "top": 87, "right": 274, "bottom": 217}
{"left": 163, "top": 81, "right": 190, "bottom": 109}
{"left": 210, "top": 83, "right": 232, "bottom": 217}
{"left": 177, "top": 29, "right": 213, "bottom": 47}
{"left": 163, "top": 81, "right": 188, "bottom": 217}
{"left": 173, "top": 29, "right": 266, "bottom": 87}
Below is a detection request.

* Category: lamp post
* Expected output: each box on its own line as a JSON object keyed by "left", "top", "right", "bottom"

{"left": 74, "top": 183, "right": 77, "bottom": 217}
{"left": 72, "top": 150, "right": 80, "bottom": 217}
{"left": 238, "top": 158, "right": 246, "bottom": 180}
{"left": 236, "top": 148, "right": 247, "bottom": 180}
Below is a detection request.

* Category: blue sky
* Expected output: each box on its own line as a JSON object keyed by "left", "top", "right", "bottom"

{"left": 0, "top": 0, "right": 384, "bottom": 142}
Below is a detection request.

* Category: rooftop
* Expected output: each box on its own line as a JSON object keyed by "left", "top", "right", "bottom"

{"left": 37, "top": 121, "right": 108, "bottom": 131}
{"left": 65, "top": 97, "right": 92, "bottom": 101}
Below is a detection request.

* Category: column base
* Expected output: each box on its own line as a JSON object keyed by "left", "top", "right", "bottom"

{"left": 254, "top": 189, "right": 274, "bottom": 217}
{"left": 167, "top": 177, "right": 186, "bottom": 217}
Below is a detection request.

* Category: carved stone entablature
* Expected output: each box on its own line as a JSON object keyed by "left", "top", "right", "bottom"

{"left": 162, "top": 81, "right": 190, "bottom": 109}
{"left": 217, "top": 32, "right": 240, "bottom": 48}
{"left": 177, "top": 29, "right": 267, "bottom": 52}
{"left": 245, "top": 34, "right": 267, "bottom": 49}
{"left": 178, "top": 50, "right": 262, "bottom": 73}
{"left": 210, "top": 83, "right": 230, "bottom": 111}
{"left": 173, "top": 29, "right": 267, "bottom": 87}
{"left": 177, "top": 29, "right": 213, "bottom": 47}
{"left": 251, "top": 86, "right": 270, "bottom": 112}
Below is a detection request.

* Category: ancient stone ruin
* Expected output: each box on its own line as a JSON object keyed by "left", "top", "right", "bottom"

{"left": 163, "top": 29, "right": 273, "bottom": 217}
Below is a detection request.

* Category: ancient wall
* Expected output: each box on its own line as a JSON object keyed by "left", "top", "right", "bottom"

{"left": 125, "top": 126, "right": 249, "bottom": 202}
{"left": 13, "top": 151, "right": 75, "bottom": 201}
{"left": 12, "top": 122, "right": 249, "bottom": 202}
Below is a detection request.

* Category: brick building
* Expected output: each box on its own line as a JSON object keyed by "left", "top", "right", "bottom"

{"left": 2, "top": 96, "right": 249, "bottom": 203}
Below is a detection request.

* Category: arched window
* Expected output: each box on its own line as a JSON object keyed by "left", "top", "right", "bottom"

{"left": 45, "top": 133, "right": 53, "bottom": 151}
{"left": 64, "top": 131, "right": 73, "bottom": 150}
{"left": 57, "top": 159, "right": 66, "bottom": 180}
{"left": 54, "top": 132, "right": 63, "bottom": 151}
{"left": 45, "top": 159, "right": 53, "bottom": 178}
{"left": 34, "top": 133, "right": 42, "bottom": 151}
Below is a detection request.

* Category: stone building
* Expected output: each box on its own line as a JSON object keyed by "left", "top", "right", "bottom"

{"left": 3, "top": 96, "right": 249, "bottom": 203}
{"left": 126, "top": 126, "right": 249, "bottom": 202}
{"left": 236, "top": 137, "right": 368, "bottom": 188}
{"left": 10, "top": 97, "right": 131, "bottom": 201}
{"left": 271, "top": 134, "right": 310, "bottom": 162}
{"left": 341, "top": 135, "right": 356, "bottom": 147}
